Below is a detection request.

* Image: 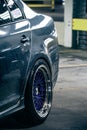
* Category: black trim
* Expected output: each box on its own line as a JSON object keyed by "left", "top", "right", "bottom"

{"left": 5, "top": 0, "right": 25, "bottom": 22}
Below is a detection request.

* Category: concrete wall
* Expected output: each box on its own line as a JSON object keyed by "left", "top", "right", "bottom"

{"left": 55, "top": 22, "right": 64, "bottom": 46}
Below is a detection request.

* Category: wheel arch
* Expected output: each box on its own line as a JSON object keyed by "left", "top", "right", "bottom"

{"left": 23, "top": 54, "right": 52, "bottom": 100}
{"left": 22, "top": 56, "right": 53, "bottom": 123}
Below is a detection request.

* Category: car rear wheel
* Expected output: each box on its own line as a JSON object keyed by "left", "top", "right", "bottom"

{"left": 25, "top": 59, "right": 52, "bottom": 124}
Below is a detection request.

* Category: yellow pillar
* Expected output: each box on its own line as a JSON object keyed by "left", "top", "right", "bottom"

{"left": 52, "top": 0, "right": 55, "bottom": 10}
{"left": 72, "top": 19, "right": 87, "bottom": 31}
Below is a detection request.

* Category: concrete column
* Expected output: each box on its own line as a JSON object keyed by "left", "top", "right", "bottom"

{"left": 64, "top": 0, "right": 73, "bottom": 47}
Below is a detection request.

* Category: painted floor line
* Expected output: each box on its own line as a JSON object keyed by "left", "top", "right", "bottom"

{"left": 59, "top": 50, "right": 80, "bottom": 53}
{"left": 59, "top": 50, "right": 86, "bottom": 53}
{"left": 59, "top": 64, "right": 87, "bottom": 68}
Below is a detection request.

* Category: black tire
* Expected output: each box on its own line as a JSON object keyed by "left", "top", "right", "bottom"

{"left": 24, "top": 59, "right": 52, "bottom": 124}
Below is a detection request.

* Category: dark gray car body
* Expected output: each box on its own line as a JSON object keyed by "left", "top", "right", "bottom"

{"left": 0, "top": 0, "right": 59, "bottom": 118}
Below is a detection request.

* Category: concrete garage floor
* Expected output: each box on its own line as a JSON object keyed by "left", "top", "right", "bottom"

{"left": 0, "top": 47, "right": 87, "bottom": 130}
{"left": 53, "top": 47, "right": 87, "bottom": 130}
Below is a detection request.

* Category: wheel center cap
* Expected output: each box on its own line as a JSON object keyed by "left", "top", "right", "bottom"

{"left": 36, "top": 87, "right": 39, "bottom": 95}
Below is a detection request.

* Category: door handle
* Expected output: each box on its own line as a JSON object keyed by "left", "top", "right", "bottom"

{"left": 21, "top": 35, "right": 30, "bottom": 52}
{"left": 21, "top": 35, "right": 30, "bottom": 44}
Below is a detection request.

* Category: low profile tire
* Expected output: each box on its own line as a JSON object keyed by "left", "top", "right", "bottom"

{"left": 25, "top": 59, "right": 52, "bottom": 124}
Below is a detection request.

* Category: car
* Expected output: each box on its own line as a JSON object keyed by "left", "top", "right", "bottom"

{"left": 0, "top": 0, "right": 59, "bottom": 124}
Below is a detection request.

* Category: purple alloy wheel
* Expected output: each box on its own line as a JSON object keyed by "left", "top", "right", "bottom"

{"left": 32, "top": 67, "right": 52, "bottom": 118}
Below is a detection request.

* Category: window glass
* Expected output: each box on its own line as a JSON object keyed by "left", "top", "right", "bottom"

{"left": 0, "top": 1, "right": 11, "bottom": 25}
{"left": 7, "top": 0, "right": 23, "bottom": 21}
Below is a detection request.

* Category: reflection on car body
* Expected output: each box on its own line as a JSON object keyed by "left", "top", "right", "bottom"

{"left": 0, "top": 0, "right": 59, "bottom": 124}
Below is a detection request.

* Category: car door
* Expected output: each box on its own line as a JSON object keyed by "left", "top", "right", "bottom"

{"left": 0, "top": 0, "right": 31, "bottom": 112}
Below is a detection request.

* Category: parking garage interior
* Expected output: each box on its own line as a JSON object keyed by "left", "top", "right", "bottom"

{"left": 0, "top": 0, "right": 87, "bottom": 130}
